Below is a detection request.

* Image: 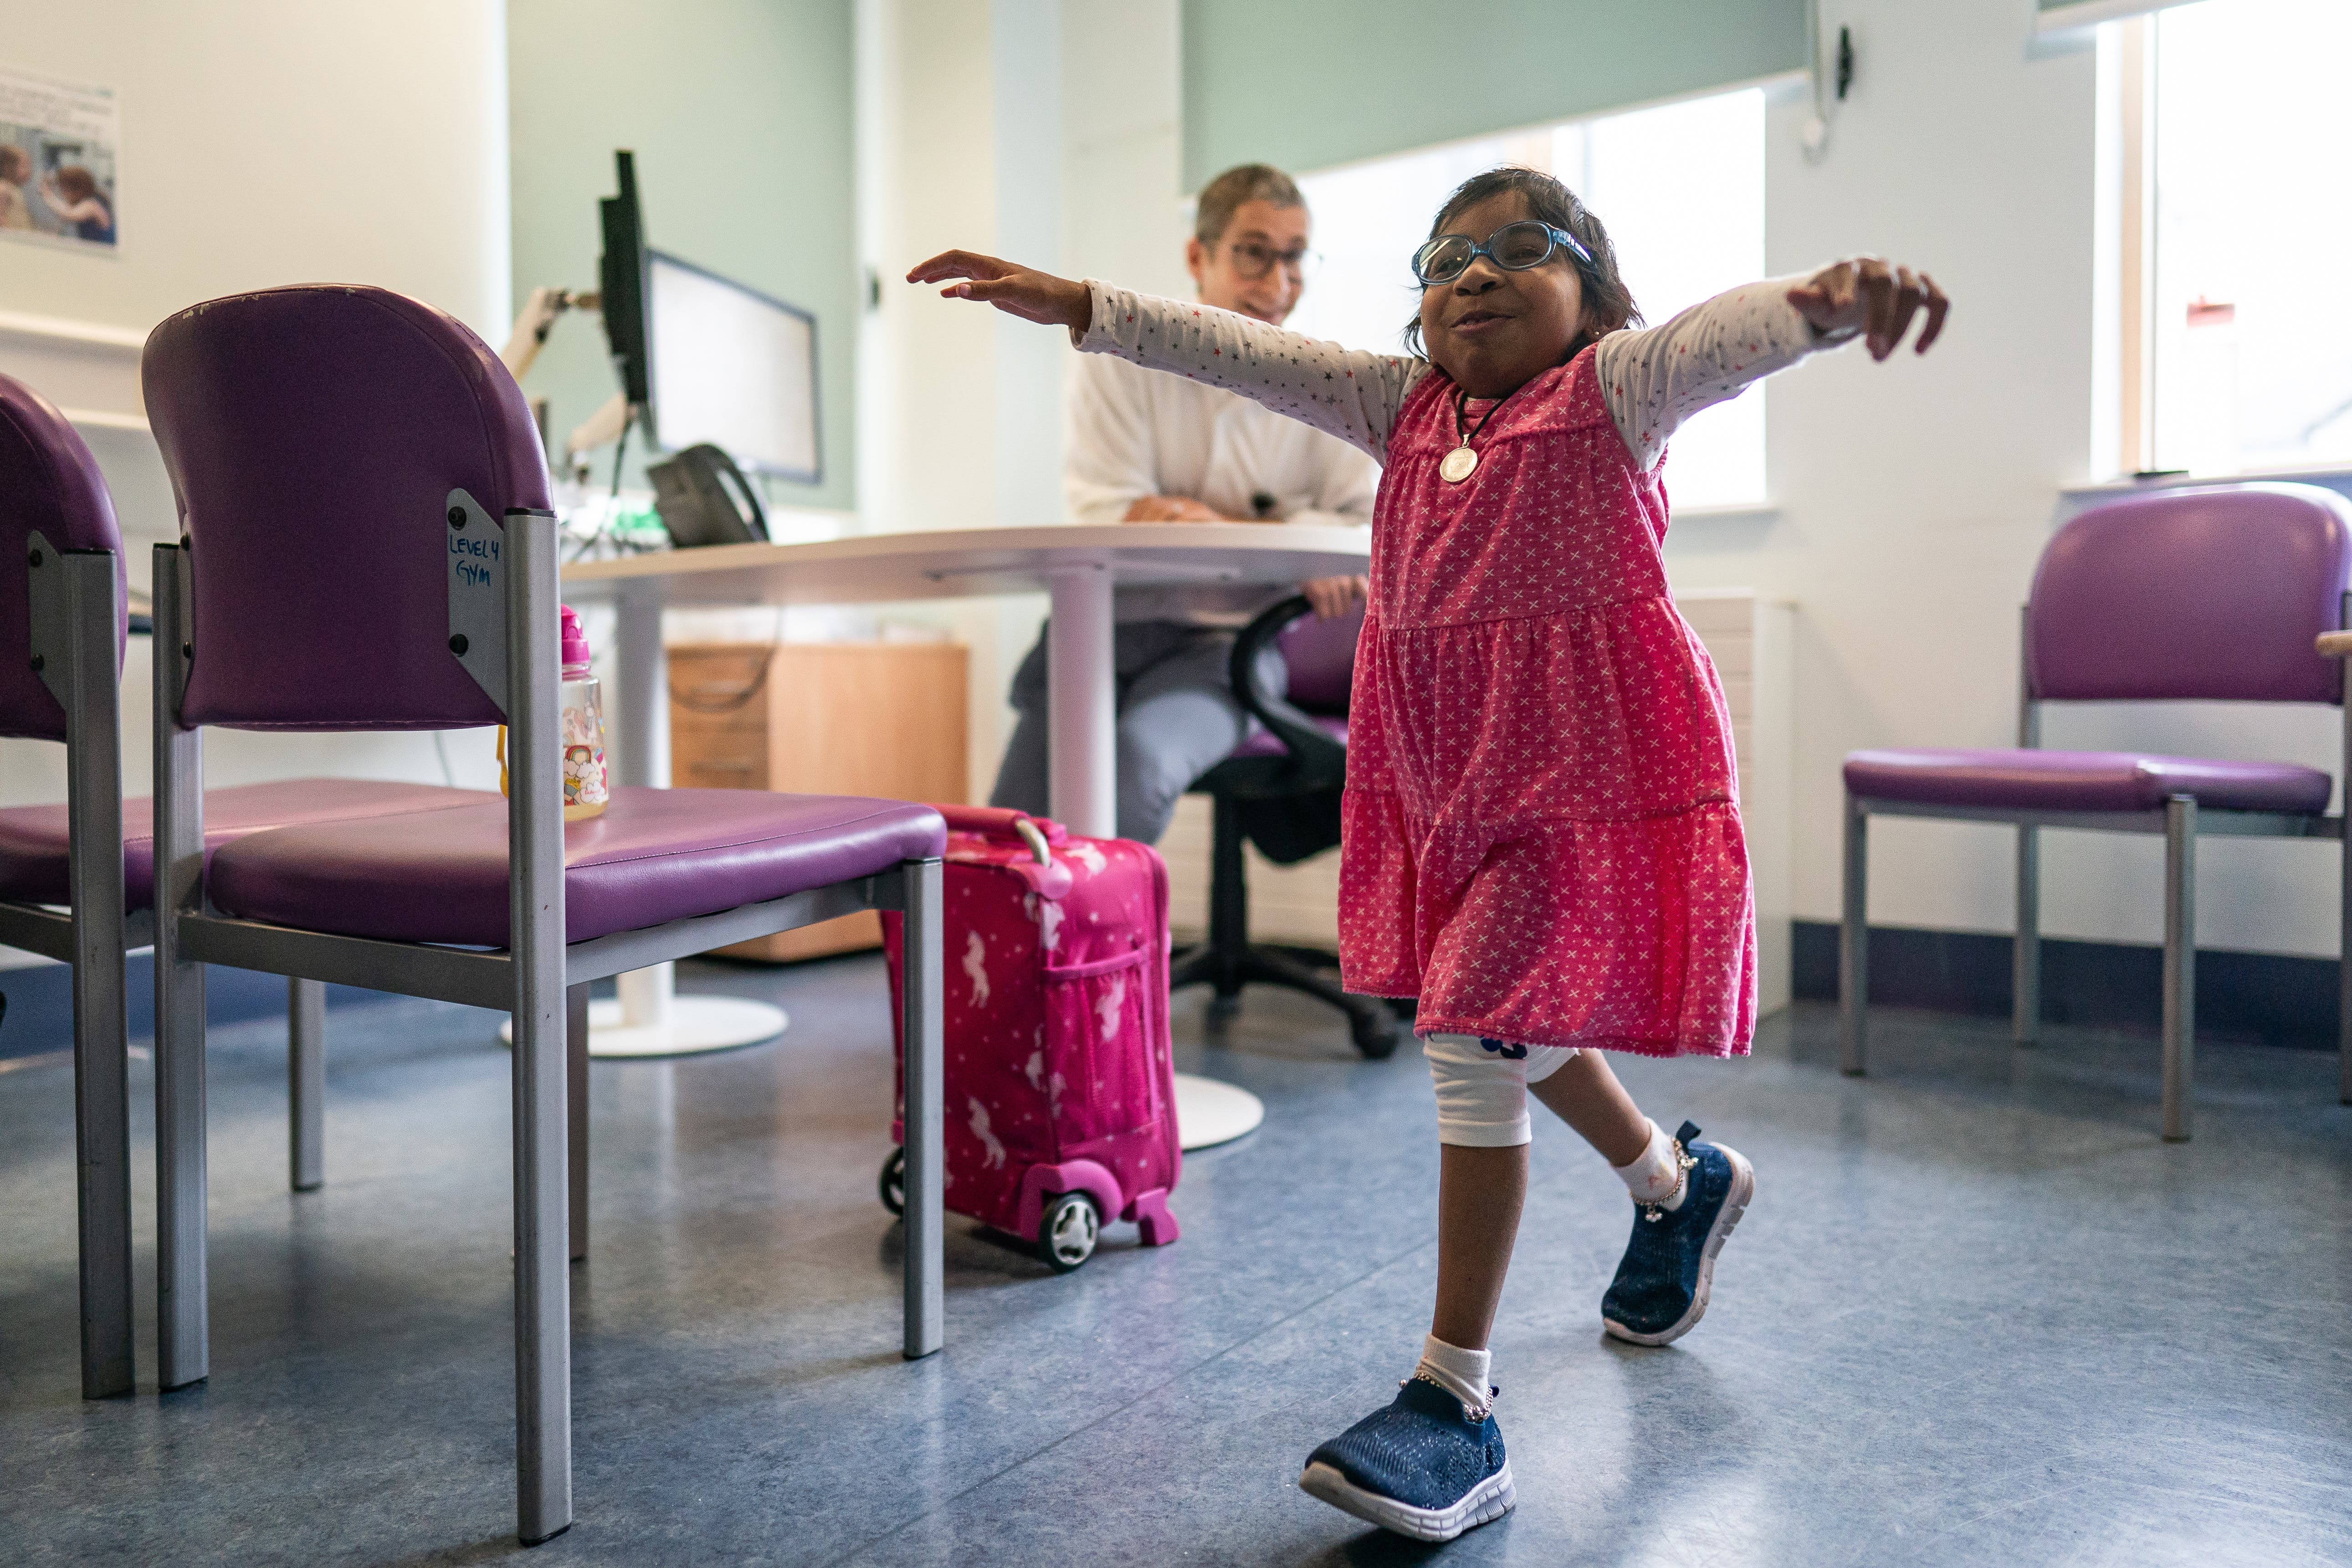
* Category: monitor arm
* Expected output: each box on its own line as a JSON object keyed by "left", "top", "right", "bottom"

{"left": 498, "top": 285, "right": 601, "bottom": 382}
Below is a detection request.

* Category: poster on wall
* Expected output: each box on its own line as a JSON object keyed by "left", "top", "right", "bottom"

{"left": 0, "top": 64, "right": 118, "bottom": 253}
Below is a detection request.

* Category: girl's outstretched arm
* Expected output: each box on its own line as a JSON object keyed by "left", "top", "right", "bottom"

{"left": 908, "top": 250, "right": 1425, "bottom": 463}
{"left": 1597, "top": 256, "right": 1949, "bottom": 471}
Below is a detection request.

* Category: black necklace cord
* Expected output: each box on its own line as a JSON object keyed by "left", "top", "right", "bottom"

{"left": 1452, "top": 384, "right": 1518, "bottom": 450}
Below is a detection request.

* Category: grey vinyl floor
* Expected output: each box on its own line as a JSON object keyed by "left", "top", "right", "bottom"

{"left": 1, "top": 956, "right": 2347, "bottom": 1566}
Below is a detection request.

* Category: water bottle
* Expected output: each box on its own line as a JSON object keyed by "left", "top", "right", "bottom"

{"left": 497, "top": 604, "right": 610, "bottom": 820}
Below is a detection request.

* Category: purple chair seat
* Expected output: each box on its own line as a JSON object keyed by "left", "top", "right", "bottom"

{"left": 0, "top": 779, "right": 494, "bottom": 912}
{"left": 1227, "top": 716, "right": 1348, "bottom": 760}
{"left": 1844, "top": 748, "right": 2333, "bottom": 815}
{"left": 208, "top": 787, "right": 948, "bottom": 946}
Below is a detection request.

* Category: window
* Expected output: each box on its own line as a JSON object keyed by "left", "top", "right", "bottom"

{"left": 2117, "top": 0, "right": 2352, "bottom": 476}
{"left": 1286, "top": 87, "right": 1768, "bottom": 509}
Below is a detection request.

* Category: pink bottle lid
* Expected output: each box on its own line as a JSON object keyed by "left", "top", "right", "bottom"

{"left": 559, "top": 604, "right": 591, "bottom": 680}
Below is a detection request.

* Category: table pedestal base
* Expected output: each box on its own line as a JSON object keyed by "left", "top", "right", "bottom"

{"left": 1172, "top": 1072, "right": 1263, "bottom": 1151}
{"left": 500, "top": 964, "right": 788, "bottom": 1059}
{"left": 579, "top": 995, "right": 789, "bottom": 1058}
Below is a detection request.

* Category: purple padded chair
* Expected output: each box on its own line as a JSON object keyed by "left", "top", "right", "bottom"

{"left": 0, "top": 374, "right": 491, "bottom": 1400}
{"left": 1173, "top": 594, "right": 1399, "bottom": 1057}
{"left": 0, "top": 373, "right": 134, "bottom": 1399}
{"left": 141, "top": 284, "right": 945, "bottom": 1546}
{"left": 1842, "top": 483, "right": 2352, "bottom": 1140}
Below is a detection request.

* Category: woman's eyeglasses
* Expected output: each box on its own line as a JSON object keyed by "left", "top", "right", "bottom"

{"left": 1223, "top": 241, "right": 1321, "bottom": 282}
{"left": 1412, "top": 220, "right": 1592, "bottom": 287}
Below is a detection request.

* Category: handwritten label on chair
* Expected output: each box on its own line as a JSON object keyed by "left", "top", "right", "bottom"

{"left": 445, "top": 488, "right": 509, "bottom": 716}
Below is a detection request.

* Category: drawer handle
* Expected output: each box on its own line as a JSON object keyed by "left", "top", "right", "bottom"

{"left": 690, "top": 759, "right": 759, "bottom": 773}
{"left": 671, "top": 648, "right": 776, "bottom": 715}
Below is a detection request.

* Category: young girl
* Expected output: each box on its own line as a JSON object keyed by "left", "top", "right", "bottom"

{"left": 912, "top": 167, "right": 1947, "bottom": 1543}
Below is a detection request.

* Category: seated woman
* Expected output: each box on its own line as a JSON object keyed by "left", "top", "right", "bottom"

{"left": 988, "top": 163, "right": 1373, "bottom": 845}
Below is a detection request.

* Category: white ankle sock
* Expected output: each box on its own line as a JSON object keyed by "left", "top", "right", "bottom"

{"left": 1414, "top": 1334, "right": 1491, "bottom": 1414}
{"left": 1614, "top": 1119, "right": 1687, "bottom": 1209}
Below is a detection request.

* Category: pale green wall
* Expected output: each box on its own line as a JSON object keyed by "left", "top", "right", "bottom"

{"left": 1182, "top": 0, "right": 1808, "bottom": 189}
{"left": 507, "top": 0, "right": 857, "bottom": 509}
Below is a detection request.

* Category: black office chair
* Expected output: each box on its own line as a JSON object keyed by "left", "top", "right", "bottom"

{"left": 1171, "top": 595, "right": 1400, "bottom": 1058}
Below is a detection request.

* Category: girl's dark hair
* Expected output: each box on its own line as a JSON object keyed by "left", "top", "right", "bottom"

{"left": 1403, "top": 166, "right": 1640, "bottom": 359}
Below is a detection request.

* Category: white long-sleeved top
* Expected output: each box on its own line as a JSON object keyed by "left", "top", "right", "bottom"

{"left": 1066, "top": 339, "right": 1381, "bottom": 624}
{"left": 1073, "top": 274, "right": 1853, "bottom": 472}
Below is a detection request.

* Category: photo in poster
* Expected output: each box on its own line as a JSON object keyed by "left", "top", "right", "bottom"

{"left": 0, "top": 63, "right": 118, "bottom": 253}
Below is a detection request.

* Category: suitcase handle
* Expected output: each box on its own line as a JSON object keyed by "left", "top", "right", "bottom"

{"left": 932, "top": 803, "right": 1070, "bottom": 850}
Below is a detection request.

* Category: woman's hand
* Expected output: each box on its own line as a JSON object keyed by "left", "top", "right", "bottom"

{"left": 1788, "top": 258, "right": 1949, "bottom": 361}
{"left": 907, "top": 251, "right": 1092, "bottom": 333}
{"left": 1123, "top": 495, "right": 1230, "bottom": 523}
{"left": 1300, "top": 575, "right": 1367, "bottom": 619}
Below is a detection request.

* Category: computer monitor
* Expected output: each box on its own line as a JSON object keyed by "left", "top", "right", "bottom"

{"left": 593, "top": 149, "right": 822, "bottom": 485}
{"left": 645, "top": 251, "right": 821, "bottom": 484}
{"left": 597, "top": 150, "right": 651, "bottom": 408}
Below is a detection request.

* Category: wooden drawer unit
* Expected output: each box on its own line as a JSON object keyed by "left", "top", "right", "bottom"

{"left": 669, "top": 641, "right": 968, "bottom": 962}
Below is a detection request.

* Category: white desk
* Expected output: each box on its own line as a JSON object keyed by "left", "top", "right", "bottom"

{"left": 559, "top": 523, "right": 1370, "bottom": 1071}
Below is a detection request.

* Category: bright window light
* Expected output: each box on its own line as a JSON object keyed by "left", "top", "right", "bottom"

{"left": 2152, "top": 0, "right": 2352, "bottom": 474}
{"left": 1290, "top": 87, "right": 1768, "bottom": 508}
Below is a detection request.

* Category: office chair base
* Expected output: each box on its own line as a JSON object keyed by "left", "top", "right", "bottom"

{"left": 1172, "top": 943, "right": 1401, "bottom": 1060}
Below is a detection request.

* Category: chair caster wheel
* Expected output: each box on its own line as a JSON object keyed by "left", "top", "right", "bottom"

{"left": 1350, "top": 1010, "right": 1401, "bottom": 1061}
{"left": 879, "top": 1146, "right": 905, "bottom": 1217}
{"left": 1039, "top": 1191, "right": 1099, "bottom": 1272}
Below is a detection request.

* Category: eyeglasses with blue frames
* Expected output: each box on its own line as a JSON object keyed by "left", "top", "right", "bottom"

{"left": 1411, "top": 220, "right": 1593, "bottom": 287}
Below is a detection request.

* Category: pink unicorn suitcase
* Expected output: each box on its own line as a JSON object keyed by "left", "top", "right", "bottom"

{"left": 881, "top": 804, "right": 1181, "bottom": 1271}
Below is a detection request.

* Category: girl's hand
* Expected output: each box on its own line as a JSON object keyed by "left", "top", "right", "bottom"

{"left": 1788, "top": 258, "right": 1949, "bottom": 361}
{"left": 907, "top": 251, "right": 1092, "bottom": 333}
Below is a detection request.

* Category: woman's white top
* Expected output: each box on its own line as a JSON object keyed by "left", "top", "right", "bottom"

{"left": 1067, "top": 339, "right": 1381, "bottom": 625}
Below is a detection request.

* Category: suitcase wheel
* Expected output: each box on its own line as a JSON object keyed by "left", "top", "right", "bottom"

{"left": 1039, "top": 1191, "right": 1100, "bottom": 1273}
{"left": 879, "top": 1147, "right": 905, "bottom": 1218}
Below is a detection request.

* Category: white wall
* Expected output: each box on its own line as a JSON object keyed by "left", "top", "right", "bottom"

{"left": 0, "top": 0, "right": 516, "bottom": 816}
{"left": 1663, "top": 0, "right": 2344, "bottom": 961}
{"left": 857, "top": 0, "right": 1126, "bottom": 804}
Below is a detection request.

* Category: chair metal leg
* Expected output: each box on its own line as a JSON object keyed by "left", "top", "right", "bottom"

{"left": 1840, "top": 794, "right": 1869, "bottom": 1076}
{"left": 900, "top": 857, "right": 944, "bottom": 1361}
{"left": 1202, "top": 794, "right": 1249, "bottom": 1026}
{"left": 153, "top": 543, "right": 210, "bottom": 1391}
{"left": 568, "top": 983, "right": 589, "bottom": 1264}
{"left": 2161, "top": 796, "right": 2197, "bottom": 1142}
{"left": 506, "top": 509, "right": 571, "bottom": 1546}
{"left": 2340, "top": 772, "right": 2351, "bottom": 1105}
{"left": 2013, "top": 825, "right": 2040, "bottom": 1046}
{"left": 289, "top": 979, "right": 325, "bottom": 1192}
{"left": 47, "top": 547, "right": 132, "bottom": 1399}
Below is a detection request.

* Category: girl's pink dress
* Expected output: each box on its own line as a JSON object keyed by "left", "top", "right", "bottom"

{"left": 1338, "top": 349, "right": 1756, "bottom": 1058}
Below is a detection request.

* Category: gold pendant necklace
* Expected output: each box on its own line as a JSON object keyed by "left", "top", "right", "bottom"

{"left": 1439, "top": 446, "right": 1478, "bottom": 483}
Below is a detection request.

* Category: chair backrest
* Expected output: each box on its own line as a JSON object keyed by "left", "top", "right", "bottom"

{"left": 0, "top": 374, "right": 126, "bottom": 741}
{"left": 142, "top": 285, "right": 550, "bottom": 730}
{"left": 1276, "top": 600, "right": 1363, "bottom": 715}
{"left": 2028, "top": 482, "right": 2352, "bottom": 706}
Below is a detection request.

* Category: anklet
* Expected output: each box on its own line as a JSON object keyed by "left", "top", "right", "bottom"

{"left": 1408, "top": 1371, "right": 1496, "bottom": 1423}
{"left": 1637, "top": 1137, "right": 1698, "bottom": 1223}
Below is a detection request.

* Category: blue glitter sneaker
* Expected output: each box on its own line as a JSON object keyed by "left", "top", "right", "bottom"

{"left": 1298, "top": 1375, "right": 1515, "bottom": 1542}
{"left": 1600, "top": 1120, "right": 1754, "bottom": 1347}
